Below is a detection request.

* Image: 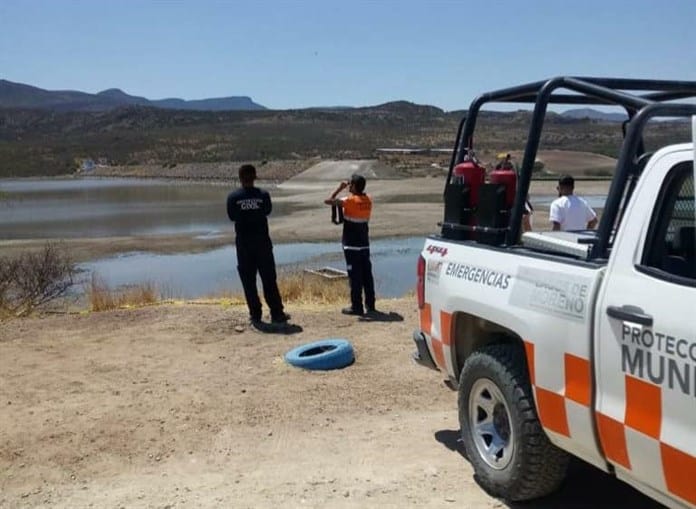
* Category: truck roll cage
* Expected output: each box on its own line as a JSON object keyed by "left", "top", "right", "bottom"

{"left": 444, "top": 76, "right": 696, "bottom": 260}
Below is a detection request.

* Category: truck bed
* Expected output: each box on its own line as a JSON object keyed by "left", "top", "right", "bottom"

{"left": 520, "top": 230, "right": 598, "bottom": 260}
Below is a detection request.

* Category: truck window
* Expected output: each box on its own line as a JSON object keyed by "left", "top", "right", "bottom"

{"left": 640, "top": 162, "right": 695, "bottom": 284}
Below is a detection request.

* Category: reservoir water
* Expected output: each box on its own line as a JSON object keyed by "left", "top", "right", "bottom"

{"left": 78, "top": 236, "right": 424, "bottom": 299}
{"left": 0, "top": 177, "right": 243, "bottom": 239}
{"left": 0, "top": 178, "right": 424, "bottom": 298}
{"left": 1, "top": 177, "right": 607, "bottom": 299}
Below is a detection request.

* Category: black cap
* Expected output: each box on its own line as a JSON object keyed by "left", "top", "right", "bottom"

{"left": 350, "top": 173, "right": 366, "bottom": 193}
{"left": 558, "top": 174, "right": 574, "bottom": 187}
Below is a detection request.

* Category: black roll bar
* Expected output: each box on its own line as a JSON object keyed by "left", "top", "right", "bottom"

{"left": 445, "top": 76, "right": 696, "bottom": 258}
{"left": 592, "top": 102, "right": 696, "bottom": 258}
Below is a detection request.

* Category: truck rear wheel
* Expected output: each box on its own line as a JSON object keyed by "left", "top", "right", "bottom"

{"left": 458, "top": 343, "right": 569, "bottom": 501}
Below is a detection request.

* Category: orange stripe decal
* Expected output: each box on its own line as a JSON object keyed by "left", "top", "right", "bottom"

{"left": 419, "top": 303, "right": 432, "bottom": 336}
{"left": 431, "top": 337, "right": 446, "bottom": 369}
{"left": 534, "top": 387, "right": 570, "bottom": 437}
{"left": 624, "top": 375, "right": 661, "bottom": 439}
{"left": 524, "top": 341, "right": 535, "bottom": 386}
{"left": 661, "top": 442, "right": 696, "bottom": 505}
{"left": 595, "top": 413, "right": 631, "bottom": 469}
{"left": 440, "top": 311, "right": 452, "bottom": 346}
{"left": 564, "top": 354, "right": 591, "bottom": 407}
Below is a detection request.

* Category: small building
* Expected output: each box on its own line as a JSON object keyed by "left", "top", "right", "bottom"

{"left": 81, "top": 159, "right": 96, "bottom": 172}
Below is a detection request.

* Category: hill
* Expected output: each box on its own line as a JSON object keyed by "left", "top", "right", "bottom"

{"left": 561, "top": 108, "right": 627, "bottom": 122}
{"left": 0, "top": 79, "right": 266, "bottom": 112}
{"left": 0, "top": 100, "right": 690, "bottom": 178}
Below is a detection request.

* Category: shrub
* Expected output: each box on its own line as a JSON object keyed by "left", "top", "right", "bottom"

{"left": 0, "top": 243, "right": 76, "bottom": 318}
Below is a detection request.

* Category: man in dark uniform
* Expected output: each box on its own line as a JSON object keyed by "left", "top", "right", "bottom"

{"left": 324, "top": 173, "right": 376, "bottom": 316}
{"left": 227, "top": 164, "right": 289, "bottom": 324}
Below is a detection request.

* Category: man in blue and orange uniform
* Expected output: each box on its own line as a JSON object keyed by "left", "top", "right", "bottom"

{"left": 325, "top": 173, "right": 376, "bottom": 316}
{"left": 227, "top": 164, "right": 289, "bottom": 325}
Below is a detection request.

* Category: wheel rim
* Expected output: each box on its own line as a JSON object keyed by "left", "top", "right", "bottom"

{"left": 468, "top": 378, "right": 513, "bottom": 470}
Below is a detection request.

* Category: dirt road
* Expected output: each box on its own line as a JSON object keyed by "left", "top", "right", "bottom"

{"left": 0, "top": 298, "right": 660, "bottom": 508}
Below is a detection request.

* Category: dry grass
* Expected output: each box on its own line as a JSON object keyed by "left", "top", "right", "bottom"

{"left": 84, "top": 269, "right": 348, "bottom": 313}
{"left": 207, "top": 270, "right": 348, "bottom": 306}
{"left": 87, "top": 273, "right": 159, "bottom": 312}
{"left": 277, "top": 271, "right": 348, "bottom": 304}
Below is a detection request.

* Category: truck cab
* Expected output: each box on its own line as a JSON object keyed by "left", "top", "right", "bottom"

{"left": 412, "top": 78, "right": 696, "bottom": 508}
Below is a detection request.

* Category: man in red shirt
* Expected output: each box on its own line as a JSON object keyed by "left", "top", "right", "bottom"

{"left": 325, "top": 174, "right": 376, "bottom": 316}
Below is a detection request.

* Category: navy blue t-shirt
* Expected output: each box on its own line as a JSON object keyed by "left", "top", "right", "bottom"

{"left": 226, "top": 186, "right": 272, "bottom": 239}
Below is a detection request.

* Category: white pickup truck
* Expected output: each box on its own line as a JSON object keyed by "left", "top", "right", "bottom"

{"left": 412, "top": 78, "right": 696, "bottom": 508}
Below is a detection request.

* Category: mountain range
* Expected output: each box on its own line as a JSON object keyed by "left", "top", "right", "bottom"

{"left": 559, "top": 107, "right": 627, "bottom": 122}
{"left": 0, "top": 79, "right": 266, "bottom": 112}
{"left": 1, "top": 85, "right": 690, "bottom": 178}
{"left": 0, "top": 79, "right": 628, "bottom": 120}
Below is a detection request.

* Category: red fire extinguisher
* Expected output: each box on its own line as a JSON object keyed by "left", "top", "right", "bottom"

{"left": 489, "top": 166, "right": 517, "bottom": 208}
{"left": 452, "top": 151, "right": 486, "bottom": 207}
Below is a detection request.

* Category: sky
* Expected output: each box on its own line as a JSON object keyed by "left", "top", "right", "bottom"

{"left": 1, "top": 0, "right": 695, "bottom": 112}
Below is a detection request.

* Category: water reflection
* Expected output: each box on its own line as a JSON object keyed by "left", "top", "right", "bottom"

{"left": 2, "top": 177, "right": 608, "bottom": 300}
{"left": 0, "top": 177, "right": 293, "bottom": 239}
{"left": 0, "top": 177, "right": 607, "bottom": 240}
{"left": 79, "top": 237, "right": 423, "bottom": 299}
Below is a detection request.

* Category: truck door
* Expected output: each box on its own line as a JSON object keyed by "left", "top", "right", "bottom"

{"left": 595, "top": 153, "right": 696, "bottom": 508}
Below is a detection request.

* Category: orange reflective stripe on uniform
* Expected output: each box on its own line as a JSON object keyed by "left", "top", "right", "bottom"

{"left": 340, "top": 194, "right": 371, "bottom": 249}
{"left": 342, "top": 194, "right": 371, "bottom": 221}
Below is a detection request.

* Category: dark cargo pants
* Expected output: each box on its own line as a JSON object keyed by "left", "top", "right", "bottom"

{"left": 236, "top": 237, "right": 284, "bottom": 321}
{"left": 343, "top": 248, "right": 375, "bottom": 314}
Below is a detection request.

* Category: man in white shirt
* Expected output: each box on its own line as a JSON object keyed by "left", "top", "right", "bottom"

{"left": 549, "top": 175, "right": 598, "bottom": 231}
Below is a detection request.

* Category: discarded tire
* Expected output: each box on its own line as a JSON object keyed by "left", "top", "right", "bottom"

{"left": 284, "top": 339, "right": 354, "bottom": 370}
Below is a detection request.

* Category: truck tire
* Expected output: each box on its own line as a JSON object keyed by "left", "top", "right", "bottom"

{"left": 458, "top": 343, "right": 570, "bottom": 501}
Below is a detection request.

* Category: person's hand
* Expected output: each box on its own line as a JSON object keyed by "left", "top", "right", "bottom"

{"left": 327, "top": 180, "right": 350, "bottom": 203}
